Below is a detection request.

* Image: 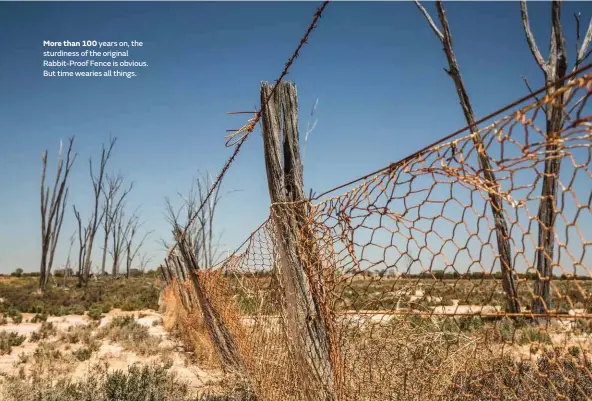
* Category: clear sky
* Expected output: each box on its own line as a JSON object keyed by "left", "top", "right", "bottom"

{"left": 1, "top": 1, "right": 592, "bottom": 274}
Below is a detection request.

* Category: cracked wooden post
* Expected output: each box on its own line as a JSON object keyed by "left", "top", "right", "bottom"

{"left": 261, "top": 80, "right": 339, "bottom": 401}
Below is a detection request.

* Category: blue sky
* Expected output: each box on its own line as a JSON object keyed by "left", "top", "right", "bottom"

{"left": 1, "top": 1, "right": 592, "bottom": 274}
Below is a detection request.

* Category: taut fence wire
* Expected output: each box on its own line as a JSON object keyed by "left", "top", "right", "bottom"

{"left": 159, "top": 12, "right": 592, "bottom": 401}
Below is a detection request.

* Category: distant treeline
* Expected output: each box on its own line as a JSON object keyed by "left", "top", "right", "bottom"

{"left": 1, "top": 268, "right": 159, "bottom": 278}
{"left": 225, "top": 269, "right": 592, "bottom": 281}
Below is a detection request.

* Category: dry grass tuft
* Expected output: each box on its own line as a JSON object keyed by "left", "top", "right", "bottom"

{"left": 95, "top": 315, "right": 162, "bottom": 356}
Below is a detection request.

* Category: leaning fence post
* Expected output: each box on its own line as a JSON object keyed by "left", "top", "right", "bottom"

{"left": 260, "top": 80, "right": 339, "bottom": 400}
{"left": 173, "top": 236, "right": 245, "bottom": 375}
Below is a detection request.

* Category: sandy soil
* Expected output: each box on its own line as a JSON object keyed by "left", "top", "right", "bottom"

{"left": 0, "top": 309, "right": 223, "bottom": 392}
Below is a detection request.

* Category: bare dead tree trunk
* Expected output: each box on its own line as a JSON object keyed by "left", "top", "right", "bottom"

{"left": 64, "top": 231, "right": 76, "bottom": 287}
{"left": 125, "top": 216, "right": 152, "bottom": 278}
{"left": 139, "top": 253, "right": 154, "bottom": 273}
{"left": 415, "top": 1, "right": 521, "bottom": 314}
{"left": 519, "top": 0, "right": 592, "bottom": 314}
{"left": 39, "top": 138, "right": 76, "bottom": 293}
{"left": 110, "top": 207, "right": 134, "bottom": 278}
{"left": 261, "top": 81, "right": 339, "bottom": 400}
{"left": 100, "top": 174, "right": 133, "bottom": 276}
{"left": 195, "top": 172, "right": 224, "bottom": 268}
{"left": 74, "top": 205, "right": 90, "bottom": 281}
{"left": 81, "top": 137, "right": 116, "bottom": 285}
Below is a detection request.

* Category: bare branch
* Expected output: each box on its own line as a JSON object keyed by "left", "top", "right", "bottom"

{"left": 522, "top": 76, "right": 542, "bottom": 102}
{"left": 521, "top": 0, "right": 547, "bottom": 73}
{"left": 414, "top": 1, "right": 444, "bottom": 42}
{"left": 125, "top": 214, "right": 153, "bottom": 278}
{"left": 139, "top": 253, "right": 155, "bottom": 273}
{"left": 73, "top": 204, "right": 90, "bottom": 280}
{"left": 109, "top": 204, "right": 134, "bottom": 277}
{"left": 576, "top": 16, "right": 592, "bottom": 69}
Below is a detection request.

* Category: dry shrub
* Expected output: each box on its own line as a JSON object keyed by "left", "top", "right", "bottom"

{"left": 96, "top": 315, "right": 162, "bottom": 356}
{"left": 179, "top": 309, "right": 219, "bottom": 368}
{"left": 161, "top": 269, "right": 592, "bottom": 401}
{"left": 334, "top": 316, "right": 484, "bottom": 400}
{"left": 60, "top": 322, "right": 97, "bottom": 345}
{"left": 442, "top": 349, "right": 592, "bottom": 400}
{"left": 161, "top": 282, "right": 219, "bottom": 368}
{"left": 161, "top": 286, "right": 183, "bottom": 332}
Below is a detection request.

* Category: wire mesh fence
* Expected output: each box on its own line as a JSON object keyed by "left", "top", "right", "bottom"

{"left": 160, "top": 71, "right": 592, "bottom": 400}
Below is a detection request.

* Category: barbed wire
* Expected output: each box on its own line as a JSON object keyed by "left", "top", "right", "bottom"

{"left": 165, "top": 1, "right": 331, "bottom": 261}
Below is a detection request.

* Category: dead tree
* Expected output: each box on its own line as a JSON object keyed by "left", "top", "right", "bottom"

{"left": 62, "top": 231, "right": 76, "bottom": 287}
{"left": 261, "top": 81, "right": 339, "bottom": 400}
{"left": 109, "top": 206, "right": 134, "bottom": 278}
{"left": 193, "top": 173, "right": 225, "bottom": 267}
{"left": 80, "top": 137, "right": 116, "bottom": 285}
{"left": 520, "top": 0, "right": 592, "bottom": 313}
{"left": 73, "top": 205, "right": 90, "bottom": 280}
{"left": 124, "top": 215, "right": 152, "bottom": 278}
{"left": 100, "top": 174, "right": 133, "bottom": 276}
{"left": 139, "top": 253, "right": 154, "bottom": 273}
{"left": 414, "top": 1, "right": 521, "bottom": 314}
{"left": 39, "top": 137, "right": 76, "bottom": 292}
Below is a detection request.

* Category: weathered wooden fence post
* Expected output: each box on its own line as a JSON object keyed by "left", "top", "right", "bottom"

{"left": 260, "top": 81, "right": 339, "bottom": 401}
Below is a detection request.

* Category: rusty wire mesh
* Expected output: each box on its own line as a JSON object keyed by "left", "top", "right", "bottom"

{"left": 162, "top": 72, "right": 592, "bottom": 400}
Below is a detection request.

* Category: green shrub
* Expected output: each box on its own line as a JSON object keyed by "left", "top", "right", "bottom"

{"left": 31, "top": 312, "right": 48, "bottom": 323}
{"left": 1, "top": 362, "right": 202, "bottom": 401}
{"left": 97, "top": 316, "right": 161, "bottom": 355}
{"left": 496, "top": 317, "right": 516, "bottom": 343}
{"left": 519, "top": 327, "right": 552, "bottom": 345}
{"left": 29, "top": 331, "right": 41, "bottom": 342}
{"left": 30, "top": 322, "right": 57, "bottom": 342}
{"left": 569, "top": 345, "right": 581, "bottom": 358}
{"left": 87, "top": 307, "right": 103, "bottom": 321}
{"left": 32, "top": 340, "right": 63, "bottom": 362}
{"left": 68, "top": 304, "right": 86, "bottom": 316}
{"left": 72, "top": 346, "right": 93, "bottom": 361}
{"left": 11, "top": 312, "right": 22, "bottom": 324}
{"left": 61, "top": 324, "right": 95, "bottom": 345}
{"left": 0, "top": 331, "right": 26, "bottom": 355}
{"left": 0, "top": 276, "right": 160, "bottom": 318}
{"left": 100, "top": 303, "right": 112, "bottom": 314}
{"left": 457, "top": 316, "right": 483, "bottom": 332}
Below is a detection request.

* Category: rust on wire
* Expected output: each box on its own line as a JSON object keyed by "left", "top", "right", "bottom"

{"left": 312, "top": 60, "right": 592, "bottom": 201}
{"left": 166, "top": 0, "right": 331, "bottom": 261}
{"left": 223, "top": 0, "right": 330, "bottom": 148}
{"left": 158, "top": 2, "right": 592, "bottom": 399}
{"left": 162, "top": 66, "right": 592, "bottom": 400}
